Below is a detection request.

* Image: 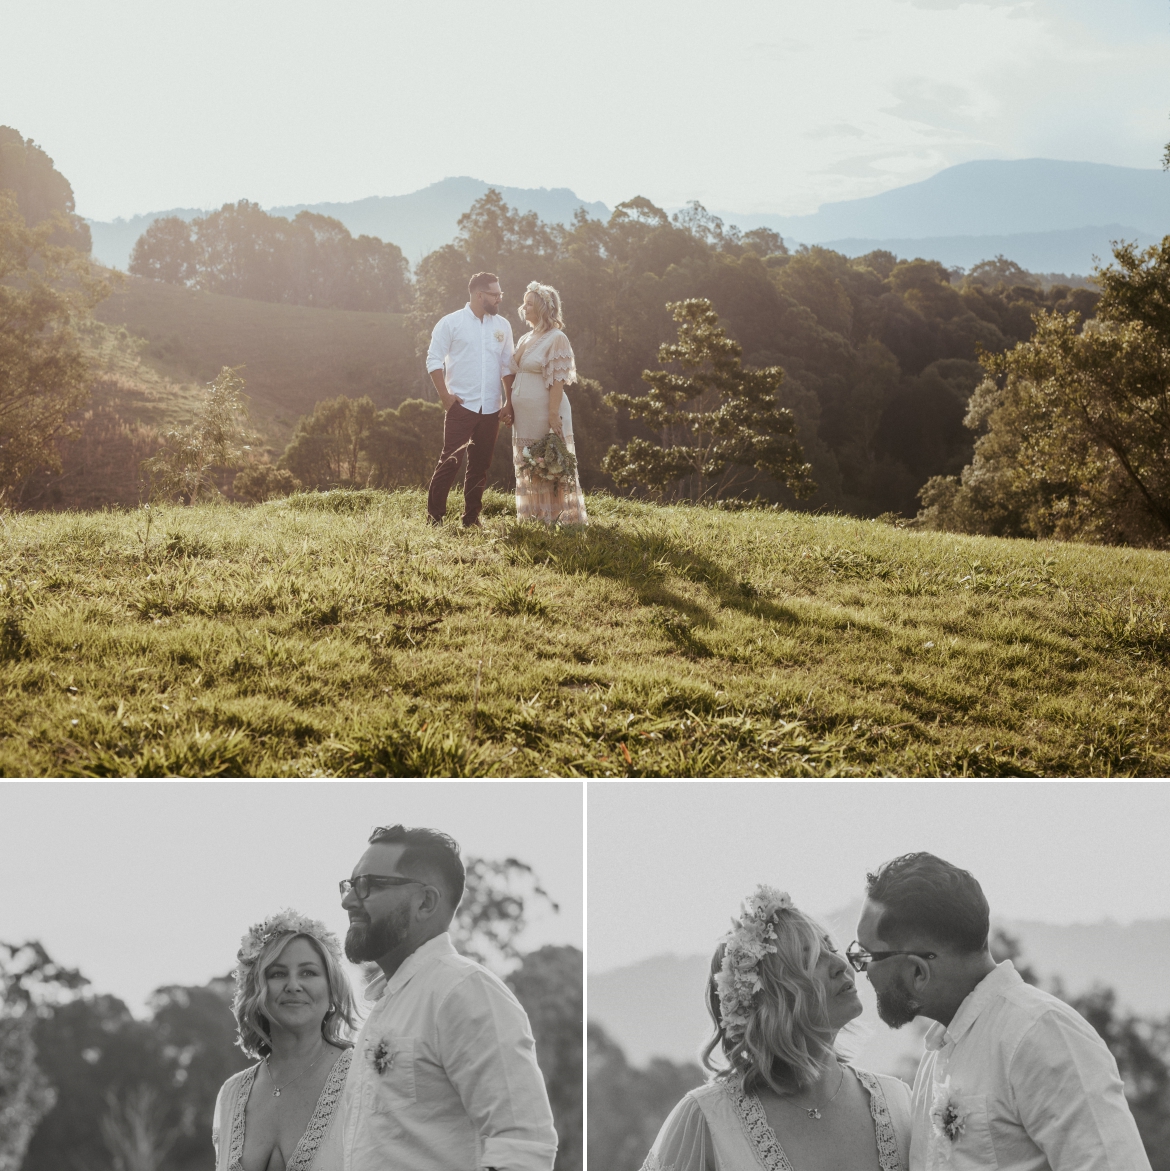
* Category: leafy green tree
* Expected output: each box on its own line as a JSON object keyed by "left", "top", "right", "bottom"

{"left": 129, "top": 216, "right": 198, "bottom": 284}
{"left": 280, "top": 394, "right": 378, "bottom": 488}
{"left": 364, "top": 398, "right": 444, "bottom": 488}
{"left": 918, "top": 237, "right": 1170, "bottom": 546}
{"left": 140, "top": 367, "right": 258, "bottom": 504}
{"left": 0, "top": 192, "right": 108, "bottom": 503}
{"left": 231, "top": 463, "right": 301, "bottom": 502}
{"left": 0, "top": 126, "right": 91, "bottom": 252}
{"left": 603, "top": 298, "right": 815, "bottom": 501}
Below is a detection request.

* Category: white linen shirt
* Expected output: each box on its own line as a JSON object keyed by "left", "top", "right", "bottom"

{"left": 909, "top": 961, "right": 1151, "bottom": 1171}
{"left": 426, "top": 305, "right": 514, "bottom": 414}
{"left": 341, "top": 933, "right": 557, "bottom": 1171}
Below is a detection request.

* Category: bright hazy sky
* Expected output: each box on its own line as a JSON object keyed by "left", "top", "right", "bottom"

{"left": 0, "top": 781, "right": 582, "bottom": 1014}
{"left": 587, "top": 781, "right": 1170, "bottom": 973}
{"left": 4, "top": 0, "right": 1167, "bottom": 221}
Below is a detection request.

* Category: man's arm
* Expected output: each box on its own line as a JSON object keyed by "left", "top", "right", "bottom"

{"left": 436, "top": 972, "right": 557, "bottom": 1171}
{"left": 1012, "top": 1010, "right": 1152, "bottom": 1171}
{"left": 499, "top": 374, "right": 515, "bottom": 425}
{"left": 426, "top": 317, "right": 462, "bottom": 411}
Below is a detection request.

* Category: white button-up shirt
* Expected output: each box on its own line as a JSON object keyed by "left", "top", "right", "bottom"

{"left": 426, "top": 305, "right": 514, "bottom": 414}
{"left": 341, "top": 933, "right": 557, "bottom": 1171}
{"left": 910, "top": 961, "right": 1151, "bottom": 1171}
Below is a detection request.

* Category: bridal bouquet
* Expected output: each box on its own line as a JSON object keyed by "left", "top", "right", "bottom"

{"left": 521, "top": 432, "right": 577, "bottom": 485}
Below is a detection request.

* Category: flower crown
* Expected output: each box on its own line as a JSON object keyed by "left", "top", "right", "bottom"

{"left": 715, "top": 885, "right": 793, "bottom": 1040}
{"left": 236, "top": 908, "right": 342, "bottom": 977}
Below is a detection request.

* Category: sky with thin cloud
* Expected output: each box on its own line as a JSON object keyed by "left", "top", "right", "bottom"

{"left": 587, "top": 781, "right": 1170, "bottom": 973}
{"left": 3, "top": 0, "right": 1167, "bottom": 221}
{"left": 0, "top": 781, "right": 582, "bottom": 1014}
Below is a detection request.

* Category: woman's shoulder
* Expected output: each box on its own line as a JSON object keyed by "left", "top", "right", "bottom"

{"left": 216, "top": 1061, "right": 260, "bottom": 1103}
{"left": 852, "top": 1067, "right": 911, "bottom": 1099}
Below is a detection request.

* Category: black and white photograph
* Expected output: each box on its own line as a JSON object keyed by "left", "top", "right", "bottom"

{"left": 1, "top": 781, "right": 583, "bottom": 1171}
{"left": 588, "top": 781, "right": 1169, "bottom": 1171}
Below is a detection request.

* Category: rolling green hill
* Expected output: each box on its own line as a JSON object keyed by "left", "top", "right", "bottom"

{"left": 1, "top": 490, "right": 1166, "bottom": 777}
{"left": 93, "top": 274, "right": 425, "bottom": 448}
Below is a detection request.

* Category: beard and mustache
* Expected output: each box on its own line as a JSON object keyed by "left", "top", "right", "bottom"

{"left": 874, "top": 976, "right": 922, "bottom": 1028}
{"left": 345, "top": 905, "right": 412, "bottom": 964}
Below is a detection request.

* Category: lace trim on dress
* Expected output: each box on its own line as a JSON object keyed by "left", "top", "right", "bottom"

{"left": 725, "top": 1066, "right": 902, "bottom": 1171}
{"left": 726, "top": 1072, "right": 795, "bottom": 1171}
{"left": 855, "top": 1069, "right": 903, "bottom": 1171}
{"left": 227, "top": 1065, "right": 258, "bottom": 1171}
{"left": 286, "top": 1048, "right": 353, "bottom": 1171}
{"left": 542, "top": 333, "right": 577, "bottom": 389}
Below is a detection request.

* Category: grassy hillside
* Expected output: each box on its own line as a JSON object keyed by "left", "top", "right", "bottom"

{"left": 1, "top": 491, "right": 1167, "bottom": 776}
{"left": 93, "top": 275, "right": 424, "bottom": 448}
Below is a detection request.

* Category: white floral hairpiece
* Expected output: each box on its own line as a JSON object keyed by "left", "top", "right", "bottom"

{"left": 715, "top": 885, "right": 793, "bottom": 1040}
{"left": 236, "top": 908, "right": 343, "bottom": 976}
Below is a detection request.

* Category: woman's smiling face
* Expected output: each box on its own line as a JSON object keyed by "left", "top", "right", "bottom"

{"left": 263, "top": 935, "right": 331, "bottom": 1034}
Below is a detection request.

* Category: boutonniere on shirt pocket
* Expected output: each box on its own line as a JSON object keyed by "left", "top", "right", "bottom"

{"left": 493, "top": 329, "right": 505, "bottom": 344}
{"left": 367, "top": 1037, "right": 394, "bottom": 1075}
{"left": 930, "top": 1077, "right": 967, "bottom": 1143}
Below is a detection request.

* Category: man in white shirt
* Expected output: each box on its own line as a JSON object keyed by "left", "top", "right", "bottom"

{"left": 339, "top": 823, "right": 557, "bottom": 1171}
{"left": 852, "top": 852, "right": 1151, "bottom": 1171}
{"left": 425, "top": 272, "right": 516, "bottom": 527}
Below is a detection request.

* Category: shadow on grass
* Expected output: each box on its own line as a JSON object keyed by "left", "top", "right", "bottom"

{"left": 502, "top": 520, "right": 804, "bottom": 631}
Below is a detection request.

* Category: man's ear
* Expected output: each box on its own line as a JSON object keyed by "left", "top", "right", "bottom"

{"left": 908, "top": 956, "right": 932, "bottom": 993}
{"left": 416, "top": 884, "right": 443, "bottom": 921}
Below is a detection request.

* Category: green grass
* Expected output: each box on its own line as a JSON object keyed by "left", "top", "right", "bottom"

{"left": 93, "top": 275, "right": 423, "bottom": 448}
{"left": 1, "top": 491, "right": 1168, "bottom": 776}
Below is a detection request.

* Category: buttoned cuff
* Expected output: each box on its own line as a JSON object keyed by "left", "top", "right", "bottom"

{"left": 480, "top": 1135, "right": 558, "bottom": 1171}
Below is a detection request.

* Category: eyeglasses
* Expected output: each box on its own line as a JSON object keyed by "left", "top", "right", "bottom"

{"left": 339, "top": 875, "right": 425, "bottom": 900}
{"left": 846, "top": 941, "right": 938, "bottom": 973}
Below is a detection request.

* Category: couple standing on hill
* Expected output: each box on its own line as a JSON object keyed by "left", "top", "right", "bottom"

{"left": 424, "top": 272, "right": 589, "bottom": 528}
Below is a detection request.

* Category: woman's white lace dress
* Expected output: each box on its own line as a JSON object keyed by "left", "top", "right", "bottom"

{"left": 212, "top": 1047, "right": 352, "bottom": 1171}
{"left": 509, "top": 328, "right": 589, "bottom": 525}
{"left": 641, "top": 1067, "right": 912, "bottom": 1171}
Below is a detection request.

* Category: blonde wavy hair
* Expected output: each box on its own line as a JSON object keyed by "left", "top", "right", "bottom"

{"left": 518, "top": 281, "right": 564, "bottom": 333}
{"left": 233, "top": 928, "right": 357, "bottom": 1059}
{"left": 702, "top": 904, "right": 840, "bottom": 1096}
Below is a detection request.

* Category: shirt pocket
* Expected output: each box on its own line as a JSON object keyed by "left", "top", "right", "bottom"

{"left": 948, "top": 1094, "right": 998, "bottom": 1171}
{"left": 365, "top": 1035, "right": 417, "bottom": 1114}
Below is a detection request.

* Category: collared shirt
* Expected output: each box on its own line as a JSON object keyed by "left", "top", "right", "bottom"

{"left": 426, "top": 305, "right": 514, "bottom": 414}
{"left": 910, "top": 961, "right": 1151, "bottom": 1171}
{"left": 341, "top": 933, "right": 557, "bottom": 1171}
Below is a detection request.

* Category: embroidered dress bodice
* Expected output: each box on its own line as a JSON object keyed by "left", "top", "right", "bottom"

{"left": 642, "top": 1066, "right": 910, "bottom": 1171}
{"left": 215, "top": 1047, "right": 352, "bottom": 1171}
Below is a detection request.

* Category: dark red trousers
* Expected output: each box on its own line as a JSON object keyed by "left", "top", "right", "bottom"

{"left": 427, "top": 403, "right": 501, "bottom": 525}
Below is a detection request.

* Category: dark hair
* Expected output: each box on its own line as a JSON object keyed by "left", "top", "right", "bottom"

{"left": 865, "top": 852, "right": 989, "bottom": 954}
{"left": 368, "top": 824, "right": 465, "bottom": 908}
{"left": 468, "top": 272, "right": 499, "bottom": 295}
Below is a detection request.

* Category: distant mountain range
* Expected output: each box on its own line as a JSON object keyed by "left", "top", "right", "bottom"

{"left": 86, "top": 159, "right": 1170, "bottom": 278}
{"left": 588, "top": 909, "right": 1170, "bottom": 1077}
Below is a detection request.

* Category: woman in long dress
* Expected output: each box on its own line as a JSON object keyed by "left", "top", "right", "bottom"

{"left": 642, "top": 887, "right": 911, "bottom": 1171}
{"left": 212, "top": 911, "right": 357, "bottom": 1171}
{"left": 506, "top": 281, "right": 589, "bottom": 525}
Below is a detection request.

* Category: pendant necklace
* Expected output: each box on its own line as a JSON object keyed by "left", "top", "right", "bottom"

{"left": 265, "top": 1044, "right": 326, "bottom": 1098}
{"left": 804, "top": 1066, "right": 845, "bottom": 1120}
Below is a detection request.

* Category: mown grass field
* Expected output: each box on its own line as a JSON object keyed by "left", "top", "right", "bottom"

{"left": 93, "top": 275, "right": 422, "bottom": 446}
{"left": 2, "top": 490, "right": 1167, "bottom": 776}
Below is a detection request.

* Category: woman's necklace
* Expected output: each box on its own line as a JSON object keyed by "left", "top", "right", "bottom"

{"left": 264, "top": 1043, "right": 327, "bottom": 1098}
{"left": 802, "top": 1065, "right": 845, "bottom": 1120}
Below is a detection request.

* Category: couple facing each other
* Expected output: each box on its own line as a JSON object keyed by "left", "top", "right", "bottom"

{"left": 212, "top": 823, "right": 557, "bottom": 1171}
{"left": 425, "top": 272, "right": 588, "bottom": 529}
{"left": 646, "top": 851, "right": 1151, "bottom": 1171}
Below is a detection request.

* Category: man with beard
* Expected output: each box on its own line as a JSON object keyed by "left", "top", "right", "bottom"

{"left": 424, "top": 272, "right": 516, "bottom": 527}
{"left": 338, "top": 823, "right": 556, "bottom": 1171}
{"left": 853, "top": 852, "right": 1150, "bottom": 1171}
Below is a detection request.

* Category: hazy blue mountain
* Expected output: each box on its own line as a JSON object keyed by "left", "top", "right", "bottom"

{"left": 85, "top": 178, "right": 609, "bottom": 272}
{"left": 816, "top": 225, "right": 1162, "bottom": 278}
{"left": 270, "top": 177, "right": 610, "bottom": 263}
{"left": 589, "top": 913, "right": 1170, "bottom": 1073}
{"left": 716, "top": 159, "right": 1170, "bottom": 242}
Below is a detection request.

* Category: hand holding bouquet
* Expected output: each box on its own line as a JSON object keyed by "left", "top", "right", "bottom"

{"left": 521, "top": 431, "right": 578, "bottom": 485}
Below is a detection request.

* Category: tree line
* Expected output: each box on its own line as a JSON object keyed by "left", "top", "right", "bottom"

{"left": 129, "top": 201, "right": 411, "bottom": 312}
